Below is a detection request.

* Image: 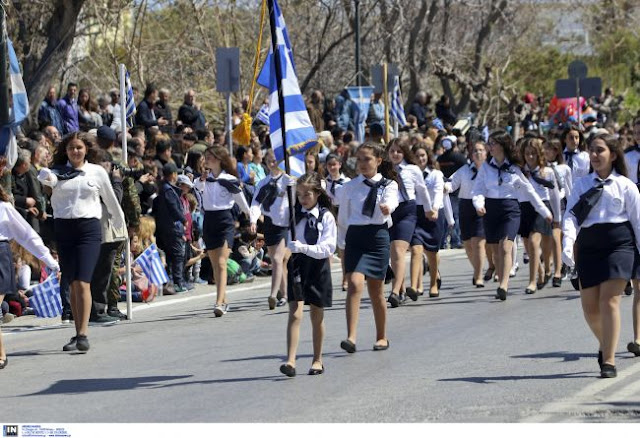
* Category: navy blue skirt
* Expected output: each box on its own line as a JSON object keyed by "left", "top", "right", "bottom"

{"left": 0, "top": 241, "right": 15, "bottom": 294}
{"left": 459, "top": 198, "right": 485, "bottom": 241}
{"left": 519, "top": 200, "right": 552, "bottom": 237}
{"left": 203, "top": 209, "right": 235, "bottom": 250}
{"left": 345, "top": 224, "right": 390, "bottom": 280}
{"left": 263, "top": 215, "right": 289, "bottom": 247}
{"left": 483, "top": 198, "right": 520, "bottom": 244}
{"left": 389, "top": 200, "right": 417, "bottom": 243}
{"left": 412, "top": 206, "right": 446, "bottom": 252}
{"left": 55, "top": 218, "right": 102, "bottom": 283}
{"left": 576, "top": 222, "right": 637, "bottom": 289}
{"left": 287, "top": 253, "right": 333, "bottom": 308}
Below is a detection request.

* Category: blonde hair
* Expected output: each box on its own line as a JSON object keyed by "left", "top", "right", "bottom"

{"left": 138, "top": 216, "right": 157, "bottom": 248}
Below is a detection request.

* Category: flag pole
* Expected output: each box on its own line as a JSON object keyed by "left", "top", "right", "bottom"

{"left": 0, "top": 11, "right": 9, "bottom": 126}
{"left": 267, "top": 0, "right": 296, "bottom": 240}
{"left": 393, "top": 76, "right": 399, "bottom": 138}
{"left": 383, "top": 63, "right": 390, "bottom": 144}
{"left": 119, "top": 64, "right": 133, "bottom": 320}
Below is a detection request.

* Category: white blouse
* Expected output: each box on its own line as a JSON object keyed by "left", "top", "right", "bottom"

{"left": 38, "top": 162, "right": 124, "bottom": 227}
{"left": 396, "top": 161, "right": 432, "bottom": 211}
{"left": 291, "top": 205, "right": 337, "bottom": 260}
{"left": 471, "top": 158, "right": 551, "bottom": 220}
{"left": 249, "top": 172, "right": 296, "bottom": 227}
{"left": 563, "top": 148, "right": 590, "bottom": 181}
{"left": 193, "top": 170, "right": 250, "bottom": 215}
{"left": 562, "top": 171, "right": 640, "bottom": 253}
{"left": 325, "top": 173, "right": 351, "bottom": 206}
{"left": 0, "top": 202, "right": 58, "bottom": 269}
{"left": 446, "top": 162, "right": 480, "bottom": 200}
{"left": 423, "top": 167, "right": 444, "bottom": 211}
{"left": 624, "top": 146, "right": 640, "bottom": 185}
{"left": 524, "top": 165, "right": 562, "bottom": 221}
{"left": 548, "top": 161, "right": 573, "bottom": 200}
{"left": 335, "top": 173, "right": 399, "bottom": 228}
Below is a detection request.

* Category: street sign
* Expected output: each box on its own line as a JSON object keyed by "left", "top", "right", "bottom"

{"left": 216, "top": 47, "right": 240, "bottom": 93}
{"left": 371, "top": 64, "right": 398, "bottom": 94}
{"left": 555, "top": 77, "right": 602, "bottom": 99}
{"left": 568, "top": 60, "right": 588, "bottom": 79}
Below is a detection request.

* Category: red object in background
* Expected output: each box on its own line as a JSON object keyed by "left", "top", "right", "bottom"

{"left": 8, "top": 301, "right": 21, "bottom": 317}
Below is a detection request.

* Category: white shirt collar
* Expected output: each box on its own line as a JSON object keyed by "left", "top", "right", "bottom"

{"left": 301, "top": 205, "right": 320, "bottom": 218}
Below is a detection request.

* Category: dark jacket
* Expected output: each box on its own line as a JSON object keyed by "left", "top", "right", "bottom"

{"left": 11, "top": 166, "right": 45, "bottom": 220}
{"left": 135, "top": 99, "right": 158, "bottom": 129}
{"left": 178, "top": 104, "right": 206, "bottom": 131}
{"left": 154, "top": 100, "right": 173, "bottom": 135}
{"left": 409, "top": 101, "right": 429, "bottom": 127}
{"left": 435, "top": 101, "right": 457, "bottom": 127}
{"left": 437, "top": 149, "right": 467, "bottom": 179}
{"left": 153, "top": 180, "right": 185, "bottom": 236}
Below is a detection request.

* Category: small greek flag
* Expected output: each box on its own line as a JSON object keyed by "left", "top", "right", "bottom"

{"left": 125, "top": 69, "right": 136, "bottom": 128}
{"left": 256, "top": 104, "right": 270, "bottom": 126}
{"left": 135, "top": 243, "right": 169, "bottom": 286}
{"left": 0, "top": 28, "right": 29, "bottom": 169}
{"left": 30, "top": 276, "right": 62, "bottom": 318}
{"left": 390, "top": 76, "right": 406, "bottom": 127}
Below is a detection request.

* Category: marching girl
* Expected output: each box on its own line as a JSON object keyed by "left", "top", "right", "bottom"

{"left": 250, "top": 149, "right": 295, "bottom": 310}
{"left": 624, "top": 118, "right": 640, "bottom": 357}
{"left": 194, "top": 146, "right": 251, "bottom": 317}
{"left": 410, "top": 143, "right": 444, "bottom": 298}
{"left": 38, "top": 132, "right": 125, "bottom": 351}
{"left": 446, "top": 140, "right": 490, "bottom": 287}
{"left": 561, "top": 124, "right": 590, "bottom": 181}
{"left": 562, "top": 133, "right": 640, "bottom": 378}
{"left": 520, "top": 136, "right": 561, "bottom": 295}
{"left": 543, "top": 137, "right": 573, "bottom": 286}
{"left": 336, "top": 141, "right": 399, "bottom": 353}
{"left": 279, "top": 172, "right": 336, "bottom": 377}
{"left": 471, "top": 130, "right": 552, "bottom": 301}
{"left": 0, "top": 179, "right": 59, "bottom": 369}
{"left": 324, "top": 153, "right": 351, "bottom": 291}
{"left": 385, "top": 138, "right": 433, "bottom": 306}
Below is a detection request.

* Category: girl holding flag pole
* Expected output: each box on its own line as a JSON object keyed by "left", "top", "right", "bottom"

{"left": 0, "top": 158, "right": 59, "bottom": 369}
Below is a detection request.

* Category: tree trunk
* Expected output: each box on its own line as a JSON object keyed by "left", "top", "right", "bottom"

{"left": 18, "top": 0, "right": 87, "bottom": 126}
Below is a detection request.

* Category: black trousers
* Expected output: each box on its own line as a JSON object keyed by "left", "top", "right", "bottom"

{"left": 90, "top": 241, "right": 123, "bottom": 317}
{"left": 159, "top": 232, "right": 185, "bottom": 286}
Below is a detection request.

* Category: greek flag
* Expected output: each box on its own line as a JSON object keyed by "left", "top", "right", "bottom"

{"left": 346, "top": 86, "right": 374, "bottom": 143}
{"left": 257, "top": 0, "right": 317, "bottom": 176}
{"left": 0, "top": 33, "right": 29, "bottom": 169}
{"left": 255, "top": 104, "right": 270, "bottom": 126}
{"left": 135, "top": 243, "right": 169, "bottom": 286}
{"left": 29, "top": 276, "right": 62, "bottom": 318}
{"left": 125, "top": 68, "right": 136, "bottom": 128}
{"left": 390, "top": 76, "right": 406, "bottom": 127}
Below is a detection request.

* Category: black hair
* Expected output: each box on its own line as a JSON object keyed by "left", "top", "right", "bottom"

{"left": 589, "top": 133, "right": 627, "bottom": 177}
{"left": 356, "top": 141, "right": 399, "bottom": 183}
{"left": 386, "top": 137, "right": 419, "bottom": 166}
{"left": 295, "top": 172, "right": 333, "bottom": 212}
{"left": 561, "top": 124, "right": 586, "bottom": 152}
{"left": 488, "top": 130, "right": 522, "bottom": 167}
{"left": 53, "top": 132, "right": 99, "bottom": 166}
{"left": 144, "top": 83, "right": 157, "bottom": 99}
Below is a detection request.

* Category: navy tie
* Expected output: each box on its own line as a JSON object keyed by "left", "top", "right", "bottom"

{"left": 206, "top": 176, "right": 242, "bottom": 194}
{"left": 531, "top": 169, "right": 554, "bottom": 189}
{"left": 295, "top": 207, "right": 319, "bottom": 245}
{"left": 488, "top": 161, "right": 515, "bottom": 185}
{"left": 329, "top": 177, "right": 345, "bottom": 196}
{"left": 255, "top": 175, "right": 282, "bottom": 211}
{"left": 564, "top": 150, "right": 577, "bottom": 168}
{"left": 470, "top": 164, "right": 478, "bottom": 181}
{"left": 570, "top": 178, "right": 611, "bottom": 225}
{"left": 362, "top": 178, "right": 388, "bottom": 217}
{"left": 52, "top": 165, "right": 82, "bottom": 180}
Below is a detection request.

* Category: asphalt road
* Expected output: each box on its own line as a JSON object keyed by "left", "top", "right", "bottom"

{"left": 3, "top": 248, "right": 640, "bottom": 423}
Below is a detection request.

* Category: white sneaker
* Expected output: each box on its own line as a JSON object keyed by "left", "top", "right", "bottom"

{"left": 277, "top": 297, "right": 287, "bottom": 307}
{"left": 213, "top": 303, "right": 229, "bottom": 317}
{"left": 510, "top": 263, "right": 519, "bottom": 278}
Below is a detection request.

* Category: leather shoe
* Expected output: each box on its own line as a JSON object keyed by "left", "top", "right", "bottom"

{"left": 525, "top": 287, "right": 536, "bottom": 295}
{"left": 340, "top": 339, "right": 356, "bottom": 354}
{"left": 280, "top": 364, "right": 296, "bottom": 377}
{"left": 405, "top": 287, "right": 419, "bottom": 302}
{"left": 600, "top": 363, "right": 617, "bottom": 378}
{"left": 552, "top": 277, "right": 562, "bottom": 288}
{"left": 627, "top": 342, "right": 640, "bottom": 357}
{"left": 388, "top": 293, "right": 400, "bottom": 308}
{"left": 373, "top": 340, "right": 390, "bottom": 351}
{"left": 496, "top": 287, "right": 507, "bottom": 301}
{"left": 308, "top": 365, "right": 324, "bottom": 375}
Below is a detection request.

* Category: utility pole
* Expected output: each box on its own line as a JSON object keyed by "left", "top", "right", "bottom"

{"left": 0, "top": 11, "right": 10, "bottom": 126}
{"left": 355, "top": 0, "right": 361, "bottom": 86}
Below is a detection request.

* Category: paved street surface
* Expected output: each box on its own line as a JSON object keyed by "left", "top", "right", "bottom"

{"left": 4, "top": 248, "right": 640, "bottom": 423}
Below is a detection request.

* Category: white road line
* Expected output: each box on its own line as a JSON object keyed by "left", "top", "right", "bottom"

{"left": 522, "top": 360, "right": 640, "bottom": 422}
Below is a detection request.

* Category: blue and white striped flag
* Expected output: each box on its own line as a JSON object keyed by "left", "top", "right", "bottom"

{"left": 124, "top": 69, "right": 136, "bottom": 128}
{"left": 255, "top": 104, "right": 270, "bottom": 126}
{"left": 135, "top": 243, "right": 169, "bottom": 286}
{"left": 256, "top": 0, "right": 317, "bottom": 177}
{"left": 390, "top": 76, "right": 407, "bottom": 127}
{"left": 346, "top": 86, "right": 374, "bottom": 143}
{"left": 29, "top": 276, "right": 62, "bottom": 318}
{"left": 0, "top": 31, "right": 29, "bottom": 169}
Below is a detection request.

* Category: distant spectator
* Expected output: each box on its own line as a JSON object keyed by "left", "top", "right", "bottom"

{"left": 155, "top": 88, "right": 174, "bottom": 135}
{"left": 38, "top": 86, "right": 64, "bottom": 134}
{"left": 178, "top": 89, "right": 206, "bottom": 131}
{"left": 409, "top": 91, "right": 432, "bottom": 128}
{"left": 56, "top": 82, "right": 79, "bottom": 135}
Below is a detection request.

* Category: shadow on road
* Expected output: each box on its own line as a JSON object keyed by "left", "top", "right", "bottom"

{"left": 22, "top": 375, "right": 194, "bottom": 396}
{"left": 438, "top": 371, "right": 594, "bottom": 384}
{"left": 511, "top": 351, "right": 594, "bottom": 362}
